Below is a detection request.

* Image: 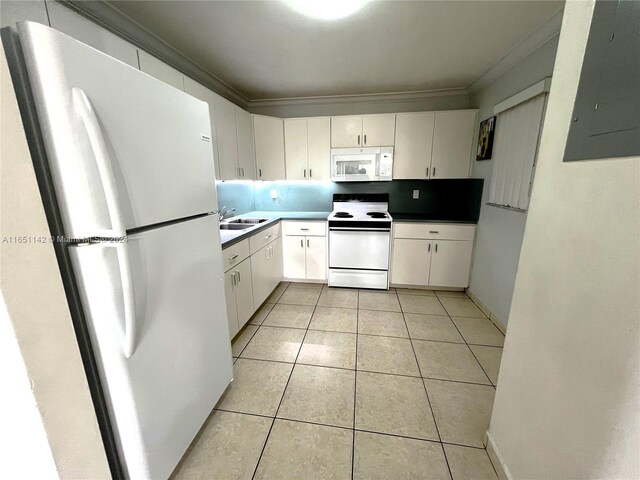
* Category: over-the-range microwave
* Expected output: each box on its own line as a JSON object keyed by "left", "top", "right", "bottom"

{"left": 330, "top": 147, "right": 393, "bottom": 182}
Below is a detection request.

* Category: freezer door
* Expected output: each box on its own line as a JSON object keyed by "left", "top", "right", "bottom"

{"left": 18, "top": 21, "right": 217, "bottom": 238}
{"left": 69, "top": 215, "right": 232, "bottom": 480}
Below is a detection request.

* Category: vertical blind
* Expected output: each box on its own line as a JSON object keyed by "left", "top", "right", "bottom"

{"left": 488, "top": 93, "right": 547, "bottom": 211}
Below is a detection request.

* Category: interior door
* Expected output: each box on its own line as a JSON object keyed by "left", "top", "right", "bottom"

{"left": 284, "top": 118, "right": 308, "bottom": 180}
{"left": 362, "top": 114, "right": 396, "bottom": 146}
{"left": 393, "top": 112, "right": 435, "bottom": 179}
{"left": 391, "top": 239, "right": 431, "bottom": 286}
{"left": 305, "top": 236, "right": 327, "bottom": 281}
{"left": 431, "top": 110, "right": 476, "bottom": 179}
{"left": 429, "top": 240, "right": 473, "bottom": 288}
{"left": 68, "top": 215, "right": 232, "bottom": 479}
{"left": 331, "top": 116, "right": 363, "bottom": 147}
{"left": 19, "top": 22, "right": 217, "bottom": 237}
{"left": 307, "top": 117, "right": 331, "bottom": 180}
{"left": 283, "top": 235, "right": 307, "bottom": 279}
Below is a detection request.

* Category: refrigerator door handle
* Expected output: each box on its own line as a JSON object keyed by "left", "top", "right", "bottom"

{"left": 72, "top": 87, "right": 126, "bottom": 238}
{"left": 113, "top": 242, "right": 137, "bottom": 358}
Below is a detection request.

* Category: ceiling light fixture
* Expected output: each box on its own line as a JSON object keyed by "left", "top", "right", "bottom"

{"left": 282, "top": 0, "right": 371, "bottom": 20}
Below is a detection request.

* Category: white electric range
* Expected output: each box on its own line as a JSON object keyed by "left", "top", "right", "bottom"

{"left": 327, "top": 193, "right": 392, "bottom": 290}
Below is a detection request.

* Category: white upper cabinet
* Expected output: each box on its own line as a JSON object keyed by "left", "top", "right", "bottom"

{"left": 183, "top": 77, "right": 221, "bottom": 180}
{"left": 46, "top": 1, "right": 139, "bottom": 68}
{"left": 213, "top": 95, "right": 240, "bottom": 180}
{"left": 393, "top": 112, "right": 435, "bottom": 179}
{"left": 138, "top": 50, "right": 184, "bottom": 91}
{"left": 284, "top": 117, "right": 330, "bottom": 181}
{"left": 430, "top": 110, "right": 477, "bottom": 179}
{"left": 362, "top": 114, "right": 396, "bottom": 146}
{"left": 253, "top": 115, "right": 285, "bottom": 181}
{"left": 331, "top": 114, "right": 395, "bottom": 147}
{"left": 235, "top": 107, "right": 257, "bottom": 180}
{"left": 331, "top": 116, "right": 362, "bottom": 147}
{"left": 393, "top": 110, "right": 476, "bottom": 179}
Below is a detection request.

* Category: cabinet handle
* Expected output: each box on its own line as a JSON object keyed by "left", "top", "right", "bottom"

{"left": 432, "top": 167, "right": 436, "bottom": 177}
{"left": 300, "top": 228, "right": 309, "bottom": 231}
{"left": 266, "top": 234, "right": 272, "bottom": 239}
{"left": 357, "top": 134, "right": 361, "bottom": 145}
{"left": 429, "top": 231, "right": 439, "bottom": 234}
{"left": 237, "top": 167, "right": 241, "bottom": 177}
{"left": 309, "top": 169, "right": 312, "bottom": 178}
{"left": 428, "top": 243, "right": 431, "bottom": 252}
{"left": 364, "top": 134, "right": 367, "bottom": 145}
{"left": 242, "top": 167, "right": 245, "bottom": 177}
{"left": 300, "top": 239, "right": 304, "bottom": 248}
{"left": 229, "top": 254, "right": 238, "bottom": 262}
{"left": 259, "top": 168, "right": 262, "bottom": 178}
{"left": 435, "top": 243, "right": 438, "bottom": 253}
{"left": 236, "top": 270, "right": 241, "bottom": 282}
{"left": 231, "top": 272, "right": 236, "bottom": 286}
{"left": 304, "top": 169, "right": 307, "bottom": 178}
{"left": 426, "top": 167, "right": 429, "bottom": 178}
{"left": 307, "top": 239, "right": 310, "bottom": 248}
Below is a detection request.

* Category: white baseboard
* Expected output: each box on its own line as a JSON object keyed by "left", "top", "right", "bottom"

{"left": 485, "top": 431, "right": 512, "bottom": 480}
{"left": 465, "top": 289, "right": 507, "bottom": 335}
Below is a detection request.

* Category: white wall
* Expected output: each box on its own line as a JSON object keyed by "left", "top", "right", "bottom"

{"left": 487, "top": 1, "right": 640, "bottom": 477}
{"left": 467, "top": 36, "right": 559, "bottom": 326}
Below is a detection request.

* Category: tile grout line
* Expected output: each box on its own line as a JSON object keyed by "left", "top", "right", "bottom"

{"left": 434, "top": 295, "right": 495, "bottom": 388}
{"left": 250, "top": 283, "right": 320, "bottom": 479}
{"left": 395, "top": 289, "right": 454, "bottom": 480}
{"left": 351, "top": 289, "right": 360, "bottom": 480}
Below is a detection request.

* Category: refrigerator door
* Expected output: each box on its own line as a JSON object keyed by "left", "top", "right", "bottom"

{"left": 18, "top": 21, "right": 217, "bottom": 238}
{"left": 69, "top": 215, "right": 232, "bottom": 480}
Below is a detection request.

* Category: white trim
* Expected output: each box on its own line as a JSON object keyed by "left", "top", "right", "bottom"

{"left": 248, "top": 88, "right": 468, "bottom": 110}
{"left": 468, "top": 8, "right": 563, "bottom": 94}
{"left": 465, "top": 288, "right": 507, "bottom": 334}
{"left": 485, "top": 431, "right": 513, "bottom": 480}
{"left": 494, "top": 77, "right": 551, "bottom": 115}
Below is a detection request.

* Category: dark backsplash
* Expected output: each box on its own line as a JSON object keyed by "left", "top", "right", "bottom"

{"left": 216, "top": 179, "right": 483, "bottom": 222}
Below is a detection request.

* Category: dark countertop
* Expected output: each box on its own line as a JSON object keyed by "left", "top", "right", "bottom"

{"left": 220, "top": 211, "right": 330, "bottom": 249}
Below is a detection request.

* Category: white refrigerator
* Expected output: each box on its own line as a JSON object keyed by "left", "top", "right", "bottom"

{"left": 15, "top": 21, "right": 233, "bottom": 479}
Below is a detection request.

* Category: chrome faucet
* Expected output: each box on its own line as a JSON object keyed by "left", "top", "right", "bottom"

{"left": 218, "top": 206, "right": 235, "bottom": 222}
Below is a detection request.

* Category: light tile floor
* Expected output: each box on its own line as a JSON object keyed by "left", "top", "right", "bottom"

{"left": 174, "top": 283, "right": 505, "bottom": 480}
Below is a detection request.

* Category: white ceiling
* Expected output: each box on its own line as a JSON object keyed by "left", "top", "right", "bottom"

{"left": 107, "top": 0, "right": 563, "bottom": 100}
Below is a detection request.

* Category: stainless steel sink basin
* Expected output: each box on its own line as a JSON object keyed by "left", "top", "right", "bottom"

{"left": 220, "top": 223, "right": 253, "bottom": 230}
{"left": 227, "top": 218, "right": 269, "bottom": 224}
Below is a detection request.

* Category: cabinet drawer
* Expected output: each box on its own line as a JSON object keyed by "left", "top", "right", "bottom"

{"left": 393, "top": 223, "right": 475, "bottom": 241}
{"left": 222, "top": 239, "right": 250, "bottom": 272}
{"left": 249, "top": 223, "right": 281, "bottom": 255}
{"left": 282, "top": 220, "right": 326, "bottom": 237}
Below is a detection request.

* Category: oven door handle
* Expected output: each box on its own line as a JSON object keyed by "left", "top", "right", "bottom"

{"left": 329, "top": 227, "right": 391, "bottom": 232}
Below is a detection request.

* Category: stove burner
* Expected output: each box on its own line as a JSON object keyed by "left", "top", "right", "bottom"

{"left": 333, "top": 212, "right": 354, "bottom": 218}
{"left": 367, "top": 212, "right": 388, "bottom": 219}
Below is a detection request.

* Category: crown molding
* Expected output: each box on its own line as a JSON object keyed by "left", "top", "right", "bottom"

{"left": 248, "top": 88, "right": 469, "bottom": 109}
{"left": 468, "top": 7, "right": 564, "bottom": 94}
{"left": 60, "top": 0, "right": 250, "bottom": 108}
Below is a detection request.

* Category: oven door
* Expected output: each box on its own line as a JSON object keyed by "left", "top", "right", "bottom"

{"left": 329, "top": 228, "right": 390, "bottom": 270}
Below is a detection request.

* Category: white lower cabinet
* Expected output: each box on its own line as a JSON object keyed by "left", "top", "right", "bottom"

{"left": 282, "top": 221, "right": 327, "bottom": 281}
{"left": 251, "top": 237, "right": 283, "bottom": 307}
{"left": 391, "top": 223, "right": 475, "bottom": 288}
{"left": 224, "top": 258, "right": 254, "bottom": 338}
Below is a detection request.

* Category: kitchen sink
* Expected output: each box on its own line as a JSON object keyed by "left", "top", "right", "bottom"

{"left": 220, "top": 223, "right": 253, "bottom": 230}
{"left": 227, "top": 218, "right": 269, "bottom": 224}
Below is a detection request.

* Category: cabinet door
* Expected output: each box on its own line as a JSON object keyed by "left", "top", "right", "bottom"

{"left": 138, "top": 51, "right": 184, "bottom": 91}
{"left": 362, "top": 114, "right": 396, "bottom": 146}
{"left": 213, "top": 95, "right": 240, "bottom": 180}
{"left": 283, "top": 236, "right": 307, "bottom": 279}
{"left": 391, "top": 239, "right": 431, "bottom": 286}
{"left": 393, "top": 112, "right": 434, "bottom": 179}
{"left": 254, "top": 115, "right": 286, "bottom": 180}
{"left": 251, "top": 244, "right": 272, "bottom": 308}
{"left": 184, "top": 77, "right": 221, "bottom": 180}
{"left": 428, "top": 240, "right": 473, "bottom": 288}
{"left": 305, "top": 237, "right": 326, "bottom": 281}
{"left": 307, "top": 117, "right": 331, "bottom": 180}
{"left": 431, "top": 110, "right": 476, "bottom": 179}
{"left": 224, "top": 270, "right": 239, "bottom": 339}
{"left": 331, "top": 116, "right": 363, "bottom": 147}
{"left": 270, "top": 236, "right": 284, "bottom": 291}
{"left": 284, "top": 118, "right": 308, "bottom": 181}
{"left": 235, "top": 107, "right": 257, "bottom": 180}
{"left": 234, "top": 259, "right": 255, "bottom": 329}
{"left": 46, "top": 1, "right": 139, "bottom": 68}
